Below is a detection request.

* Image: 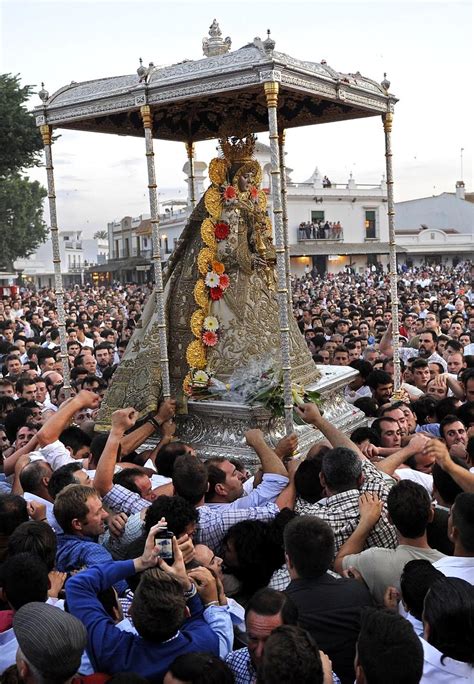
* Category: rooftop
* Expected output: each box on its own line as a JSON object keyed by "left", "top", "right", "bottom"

{"left": 34, "top": 21, "right": 396, "bottom": 143}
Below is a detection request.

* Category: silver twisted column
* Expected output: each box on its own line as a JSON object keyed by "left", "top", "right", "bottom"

{"left": 185, "top": 142, "right": 197, "bottom": 209}
{"left": 39, "top": 124, "right": 71, "bottom": 395}
{"left": 383, "top": 112, "right": 401, "bottom": 392}
{"left": 264, "top": 82, "right": 293, "bottom": 435}
{"left": 140, "top": 105, "right": 171, "bottom": 399}
{"left": 278, "top": 131, "right": 293, "bottom": 314}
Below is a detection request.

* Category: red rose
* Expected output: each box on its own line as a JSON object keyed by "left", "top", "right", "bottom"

{"left": 250, "top": 186, "right": 258, "bottom": 200}
{"left": 214, "top": 222, "right": 230, "bottom": 240}
{"left": 210, "top": 287, "right": 224, "bottom": 301}
{"left": 219, "top": 274, "right": 230, "bottom": 291}
{"left": 202, "top": 331, "right": 218, "bottom": 347}
{"left": 223, "top": 186, "right": 237, "bottom": 200}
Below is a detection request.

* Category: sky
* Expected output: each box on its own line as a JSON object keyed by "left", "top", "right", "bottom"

{"left": 1, "top": 0, "right": 472, "bottom": 237}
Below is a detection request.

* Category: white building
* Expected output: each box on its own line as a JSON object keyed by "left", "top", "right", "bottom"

{"left": 93, "top": 143, "right": 473, "bottom": 284}
{"left": 82, "top": 237, "right": 109, "bottom": 267}
{"left": 14, "top": 229, "right": 86, "bottom": 288}
{"left": 92, "top": 161, "right": 208, "bottom": 284}
{"left": 286, "top": 165, "right": 392, "bottom": 276}
{"left": 394, "top": 182, "right": 474, "bottom": 267}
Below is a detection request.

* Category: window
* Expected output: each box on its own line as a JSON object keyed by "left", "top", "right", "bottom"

{"left": 114, "top": 240, "right": 119, "bottom": 259}
{"left": 311, "top": 211, "right": 325, "bottom": 223}
{"left": 365, "top": 210, "right": 377, "bottom": 239}
{"left": 125, "top": 238, "right": 130, "bottom": 257}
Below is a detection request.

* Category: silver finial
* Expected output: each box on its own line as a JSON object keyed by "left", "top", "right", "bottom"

{"left": 381, "top": 72, "right": 391, "bottom": 91}
{"left": 38, "top": 82, "right": 49, "bottom": 103}
{"left": 202, "top": 19, "right": 231, "bottom": 57}
{"left": 263, "top": 29, "right": 275, "bottom": 53}
{"left": 137, "top": 57, "right": 147, "bottom": 80}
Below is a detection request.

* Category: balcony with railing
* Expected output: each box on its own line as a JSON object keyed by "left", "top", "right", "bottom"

{"left": 297, "top": 223, "right": 344, "bottom": 242}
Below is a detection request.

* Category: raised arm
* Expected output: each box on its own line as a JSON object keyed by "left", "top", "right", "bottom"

{"left": 375, "top": 433, "right": 430, "bottom": 476}
{"left": 93, "top": 408, "right": 138, "bottom": 497}
{"left": 333, "top": 493, "right": 383, "bottom": 574}
{"left": 424, "top": 439, "right": 474, "bottom": 493}
{"left": 244, "top": 429, "right": 289, "bottom": 477}
{"left": 296, "top": 402, "right": 366, "bottom": 460}
{"left": 36, "top": 390, "right": 99, "bottom": 447}
{"left": 3, "top": 435, "right": 39, "bottom": 476}
{"left": 119, "top": 398, "right": 176, "bottom": 456}
{"left": 379, "top": 321, "right": 394, "bottom": 357}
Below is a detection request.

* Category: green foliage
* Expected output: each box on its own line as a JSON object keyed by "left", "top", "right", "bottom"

{"left": 0, "top": 74, "right": 43, "bottom": 178}
{"left": 0, "top": 73, "right": 48, "bottom": 268}
{"left": 93, "top": 230, "right": 108, "bottom": 240}
{"left": 0, "top": 175, "right": 48, "bottom": 269}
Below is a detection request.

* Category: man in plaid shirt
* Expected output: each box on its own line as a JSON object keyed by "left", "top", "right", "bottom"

{"left": 294, "top": 403, "right": 397, "bottom": 552}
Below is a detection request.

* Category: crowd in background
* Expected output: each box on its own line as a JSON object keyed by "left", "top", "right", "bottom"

{"left": 0, "top": 261, "right": 473, "bottom": 683}
{"left": 298, "top": 220, "right": 343, "bottom": 240}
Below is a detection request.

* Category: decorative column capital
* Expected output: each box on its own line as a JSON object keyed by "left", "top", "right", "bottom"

{"left": 383, "top": 112, "right": 393, "bottom": 133}
{"left": 278, "top": 130, "right": 286, "bottom": 146}
{"left": 140, "top": 105, "right": 153, "bottom": 129}
{"left": 264, "top": 81, "right": 280, "bottom": 108}
{"left": 40, "top": 124, "right": 52, "bottom": 146}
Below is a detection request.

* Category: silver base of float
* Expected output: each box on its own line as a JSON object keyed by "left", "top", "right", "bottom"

{"left": 174, "top": 365, "right": 367, "bottom": 466}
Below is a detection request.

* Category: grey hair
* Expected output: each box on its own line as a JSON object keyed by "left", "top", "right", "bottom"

{"left": 363, "top": 346, "right": 377, "bottom": 359}
{"left": 321, "top": 447, "right": 362, "bottom": 493}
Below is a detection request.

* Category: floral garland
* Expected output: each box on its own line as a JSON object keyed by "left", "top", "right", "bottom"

{"left": 183, "top": 181, "right": 237, "bottom": 397}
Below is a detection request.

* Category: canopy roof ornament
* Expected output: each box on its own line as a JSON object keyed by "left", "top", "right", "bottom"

{"left": 34, "top": 21, "right": 397, "bottom": 143}
{"left": 38, "top": 82, "right": 49, "bottom": 103}
{"left": 202, "top": 19, "right": 231, "bottom": 57}
{"left": 263, "top": 29, "right": 275, "bottom": 54}
{"left": 381, "top": 72, "right": 391, "bottom": 92}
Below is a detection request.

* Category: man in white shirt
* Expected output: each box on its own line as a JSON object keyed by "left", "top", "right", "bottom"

{"left": 204, "top": 429, "right": 294, "bottom": 511}
{"left": 433, "top": 492, "right": 474, "bottom": 583}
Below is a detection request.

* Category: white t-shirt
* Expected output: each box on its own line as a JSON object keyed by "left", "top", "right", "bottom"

{"left": 433, "top": 556, "right": 474, "bottom": 584}
{"left": 395, "top": 468, "right": 433, "bottom": 496}
{"left": 419, "top": 637, "right": 474, "bottom": 683}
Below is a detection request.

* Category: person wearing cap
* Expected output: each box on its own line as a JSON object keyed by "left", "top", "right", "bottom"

{"left": 14, "top": 601, "right": 87, "bottom": 683}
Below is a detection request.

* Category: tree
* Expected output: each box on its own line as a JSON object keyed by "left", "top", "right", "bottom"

{"left": 93, "top": 230, "right": 108, "bottom": 240}
{"left": 0, "top": 175, "right": 47, "bottom": 270}
{"left": 0, "top": 74, "right": 48, "bottom": 269}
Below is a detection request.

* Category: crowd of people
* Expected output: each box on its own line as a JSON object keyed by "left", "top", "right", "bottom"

{"left": 298, "top": 220, "right": 343, "bottom": 241}
{"left": 0, "top": 261, "right": 473, "bottom": 683}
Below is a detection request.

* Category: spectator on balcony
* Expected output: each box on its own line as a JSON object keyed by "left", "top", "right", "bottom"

{"left": 322, "top": 175, "right": 332, "bottom": 188}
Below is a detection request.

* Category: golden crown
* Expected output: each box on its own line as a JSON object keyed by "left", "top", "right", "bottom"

{"left": 218, "top": 134, "right": 257, "bottom": 163}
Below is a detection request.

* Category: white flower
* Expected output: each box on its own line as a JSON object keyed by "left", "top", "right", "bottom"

{"left": 193, "top": 370, "right": 210, "bottom": 385}
{"left": 203, "top": 316, "right": 220, "bottom": 332}
{"left": 205, "top": 271, "right": 220, "bottom": 288}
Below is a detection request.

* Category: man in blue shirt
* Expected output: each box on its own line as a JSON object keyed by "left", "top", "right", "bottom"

{"left": 66, "top": 523, "right": 233, "bottom": 681}
{"left": 53, "top": 483, "right": 128, "bottom": 595}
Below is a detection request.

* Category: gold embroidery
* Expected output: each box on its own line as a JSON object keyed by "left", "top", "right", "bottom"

{"left": 208, "top": 157, "right": 228, "bottom": 186}
{"left": 204, "top": 187, "right": 222, "bottom": 219}
{"left": 190, "top": 309, "right": 205, "bottom": 338}
{"left": 197, "top": 247, "right": 216, "bottom": 275}
{"left": 194, "top": 279, "right": 208, "bottom": 308}
{"left": 201, "top": 218, "right": 217, "bottom": 249}
{"left": 186, "top": 339, "right": 207, "bottom": 369}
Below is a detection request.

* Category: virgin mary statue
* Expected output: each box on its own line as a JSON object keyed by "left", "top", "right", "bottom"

{"left": 97, "top": 135, "right": 320, "bottom": 427}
